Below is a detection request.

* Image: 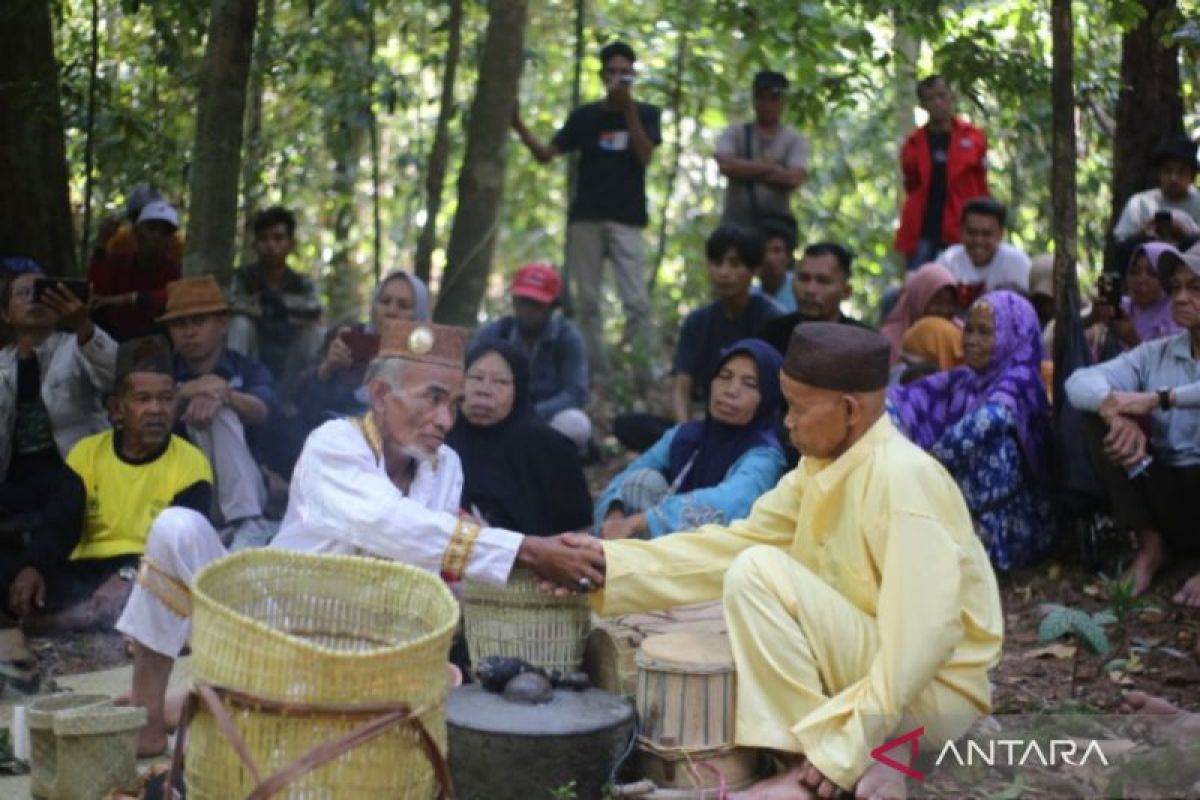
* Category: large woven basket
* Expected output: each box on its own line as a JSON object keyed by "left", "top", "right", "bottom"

{"left": 462, "top": 566, "right": 591, "bottom": 673}
{"left": 51, "top": 705, "right": 147, "bottom": 800}
{"left": 27, "top": 692, "right": 111, "bottom": 798}
{"left": 185, "top": 549, "right": 459, "bottom": 799}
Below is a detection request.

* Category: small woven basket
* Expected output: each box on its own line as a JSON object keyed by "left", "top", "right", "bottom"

{"left": 462, "top": 566, "right": 591, "bottom": 673}
{"left": 186, "top": 548, "right": 458, "bottom": 799}
{"left": 27, "top": 692, "right": 111, "bottom": 798}
{"left": 51, "top": 705, "right": 147, "bottom": 800}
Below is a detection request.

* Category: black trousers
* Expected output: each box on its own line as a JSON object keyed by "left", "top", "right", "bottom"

{"left": 612, "top": 412, "right": 673, "bottom": 454}
{"left": 1082, "top": 413, "right": 1200, "bottom": 554}
{"left": 0, "top": 553, "right": 138, "bottom": 615}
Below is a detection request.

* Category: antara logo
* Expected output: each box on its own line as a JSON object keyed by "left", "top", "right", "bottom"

{"left": 870, "top": 727, "right": 1110, "bottom": 781}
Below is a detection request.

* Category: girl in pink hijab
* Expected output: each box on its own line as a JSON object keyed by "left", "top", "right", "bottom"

{"left": 880, "top": 262, "right": 959, "bottom": 364}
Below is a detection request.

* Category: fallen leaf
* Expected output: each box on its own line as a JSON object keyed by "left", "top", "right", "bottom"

{"left": 1127, "top": 652, "right": 1145, "bottom": 673}
{"left": 1083, "top": 584, "right": 1103, "bottom": 598}
{"left": 1131, "top": 636, "right": 1163, "bottom": 648}
{"left": 1139, "top": 607, "right": 1167, "bottom": 624}
{"left": 1025, "top": 644, "right": 1077, "bottom": 660}
{"left": 1107, "top": 670, "right": 1125, "bottom": 683}
{"left": 1047, "top": 564, "right": 1062, "bottom": 581}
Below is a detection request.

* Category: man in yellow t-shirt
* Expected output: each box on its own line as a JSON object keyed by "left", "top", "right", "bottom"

{"left": 3, "top": 340, "right": 211, "bottom": 625}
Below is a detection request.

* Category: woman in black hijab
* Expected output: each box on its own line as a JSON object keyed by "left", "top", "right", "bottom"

{"left": 447, "top": 339, "right": 593, "bottom": 536}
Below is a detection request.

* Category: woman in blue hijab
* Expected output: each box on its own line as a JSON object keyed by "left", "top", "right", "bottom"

{"left": 596, "top": 339, "right": 787, "bottom": 539}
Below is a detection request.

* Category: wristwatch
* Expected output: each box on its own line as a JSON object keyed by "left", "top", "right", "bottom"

{"left": 1157, "top": 387, "right": 1172, "bottom": 411}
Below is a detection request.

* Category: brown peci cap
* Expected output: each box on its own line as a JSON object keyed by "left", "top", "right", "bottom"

{"left": 783, "top": 322, "right": 890, "bottom": 392}
{"left": 157, "top": 275, "right": 230, "bottom": 322}
{"left": 377, "top": 319, "right": 469, "bottom": 369}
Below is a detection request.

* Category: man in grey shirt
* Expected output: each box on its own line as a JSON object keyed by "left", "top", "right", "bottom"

{"left": 1066, "top": 247, "right": 1200, "bottom": 609}
{"left": 715, "top": 71, "right": 809, "bottom": 228}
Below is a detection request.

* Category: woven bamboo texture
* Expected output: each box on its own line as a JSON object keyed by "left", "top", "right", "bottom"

{"left": 462, "top": 566, "right": 591, "bottom": 673}
{"left": 186, "top": 549, "right": 459, "bottom": 799}
{"left": 27, "top": 692, "right": 111, "bottom": 799}
{"left": 51, "top": 705, "right": 147, "bottom": 800}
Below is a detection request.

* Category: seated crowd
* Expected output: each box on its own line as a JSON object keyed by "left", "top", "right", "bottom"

{"left": 2, "top": 60, "right": 1199, "bottom": 799}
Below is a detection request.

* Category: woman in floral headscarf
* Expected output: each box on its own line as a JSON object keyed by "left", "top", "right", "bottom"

{"left": 887, "top": 290, "right": 1055, "bottom": 570}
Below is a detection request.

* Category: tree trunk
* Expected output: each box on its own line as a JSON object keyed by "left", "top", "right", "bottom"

{"left": 648, "top": 28, "right": 687, "bottom": 290}
{"left": 183, "top": 0, "right": 258, "bottom": 280}
{"left": 414, "top": 0, "right": 464, "bottom": 284}
{"left": 239, "top": 0, "right": 276, "bottom": 264}
{"left": 435, "top": 0, "right": 528, "bottom": 325}
{"left": 0, "top": 0, "right": 77, "bottom": 275}
{"left": 892, "top": 20, "right": 918, "bottom": 278}
{"left": 1051, "top": 0, "right": 1079, "bottom": 356}
{"left": 557, "top": 0, "right": 586, "bottom": 316}
{"left": 1105, "top": 0, "right": 1182, "bottom": 270}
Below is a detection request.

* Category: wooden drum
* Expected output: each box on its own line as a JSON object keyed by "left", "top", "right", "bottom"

{"left": 634, "top": 632, "right": 760, "bottom": 794}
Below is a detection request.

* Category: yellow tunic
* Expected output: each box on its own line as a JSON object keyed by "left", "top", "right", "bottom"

{"left": 594, "top": 416, "right": 1003, "bottom": 789}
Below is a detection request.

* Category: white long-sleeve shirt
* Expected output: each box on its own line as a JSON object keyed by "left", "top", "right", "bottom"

{"left": 271, "top": 418, "right": 522, "bottom": 584}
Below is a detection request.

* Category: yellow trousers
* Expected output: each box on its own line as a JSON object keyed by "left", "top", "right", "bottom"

{"left": 722, "top": 546, "right": 981, "bottom": 787}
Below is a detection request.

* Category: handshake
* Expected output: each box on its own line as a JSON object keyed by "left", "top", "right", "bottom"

{"left": 515, "top": 532, "right": 607, "bottom": 597}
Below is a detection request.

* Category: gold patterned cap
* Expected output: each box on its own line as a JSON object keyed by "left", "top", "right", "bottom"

{"left": 377, "top": 319, "right": 469, "bottom": 368}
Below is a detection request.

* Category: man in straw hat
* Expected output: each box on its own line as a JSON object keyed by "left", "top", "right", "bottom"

{"left": 158, "top": 275, "right": 278, "bottom": 551}
{"left": 115, "top": 318, "right": 604, "bottom": 755}
{"left": 547, "top": 323, "right": 1003, "bottom": 799}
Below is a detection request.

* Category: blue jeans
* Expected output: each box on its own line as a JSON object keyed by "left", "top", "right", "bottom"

{"left": 907, "top": 236, "right": 942, "bottom": 271}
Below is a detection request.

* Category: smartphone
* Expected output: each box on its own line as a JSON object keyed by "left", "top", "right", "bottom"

{"left": 1154, "top": 209, "right": 1174, "bottom": 239}
{"left": 32, "top": 278, "right": 90, "bottom": 304}
{"left": 1097, "top": 271, "right": 1124, "bottom": 308}
{"left": 341, "top": 330, "right": 381, "bottom": 364}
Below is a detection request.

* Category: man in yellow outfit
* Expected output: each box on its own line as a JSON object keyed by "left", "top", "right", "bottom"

{"left": 562, "top": 323, "right": 1004, "bottom": 799}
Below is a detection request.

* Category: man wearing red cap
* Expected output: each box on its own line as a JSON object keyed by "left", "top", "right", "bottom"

{"left": 474, "top": 264, "right": 592, "bottom": 451}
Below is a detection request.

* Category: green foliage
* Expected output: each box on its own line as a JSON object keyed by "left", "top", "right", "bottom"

{"left": 1098, "top": 568, "right": 1157, "bottom": 623}
{"left": 46, "top": 0, "right": 1200, "bottom": 355}
{"left": 547, "top": 780, "right": 577, "bottom": 800}
{"left": 1037, "top": 603, "right": 1115, "bottom": 656}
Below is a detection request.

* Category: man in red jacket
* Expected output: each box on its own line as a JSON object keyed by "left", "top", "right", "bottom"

{"left": 895, "top": 76, "right": 989, "bottom": 271}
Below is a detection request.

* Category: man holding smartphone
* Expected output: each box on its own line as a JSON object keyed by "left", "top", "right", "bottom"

{"left": 1113, "top": 135, "right": 1200, "bottom": 266}
{"left": 512, "top": 41, "right": 662, "bottom": 387}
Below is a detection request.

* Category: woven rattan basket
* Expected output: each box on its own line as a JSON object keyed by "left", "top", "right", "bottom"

{"left": 462, "top": 566, "right": 591, "bottom": 673}
{"left": 27, "top": 692, "right": 111, "bottom": 798}
{"left": 51, "top": 705, "right": 147, "bottom": 800}
{"left": 185, "top": 549, "right": 459, "bottom": 799}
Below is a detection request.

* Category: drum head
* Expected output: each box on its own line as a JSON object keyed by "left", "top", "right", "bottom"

{"left": 636, "top": 632, "right": 735, "bottom": 672}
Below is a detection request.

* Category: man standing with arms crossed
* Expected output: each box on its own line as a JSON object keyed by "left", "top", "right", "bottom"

{"left": 512, "top": 41, "right": 662, "bottom": 386}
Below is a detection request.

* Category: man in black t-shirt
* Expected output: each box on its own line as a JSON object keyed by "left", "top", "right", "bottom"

{"left": 512, "top": 41, "right": 662, "bottom": 384}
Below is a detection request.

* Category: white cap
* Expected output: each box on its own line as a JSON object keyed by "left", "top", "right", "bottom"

{"left": 1181, "top": 241, "right": 1200, "bottom": 277}
{"left": 137, "top": 199, "right": 179, "bottom": 229}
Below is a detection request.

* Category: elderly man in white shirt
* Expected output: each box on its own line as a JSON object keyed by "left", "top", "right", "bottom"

{"left": 115, "top": 319, "right": 604, "bottom": 755}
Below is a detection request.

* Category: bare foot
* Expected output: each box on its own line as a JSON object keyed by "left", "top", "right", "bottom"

{"left": 799, "top": 758, "right": 845, "bottom": 799}
{"left": 136, "top": 724, "right": 168, "bottom": 758}
{"left": 854, "top": 760, "right": 907, "bottom": 800}
{"left": 1126, "top": 530, "right": 1167, "bottom": 596}
{"left": 729, "top": 762, "right": 818, "bottom": 800}
{"left": 1120, "top": 690, "right": 1200, "bottom": 733}
{"left": 1120, "top": 690, "right": 1181, "bottom": 715}
{"left": 117, "top": 690, "right": 185, "bottom": 730}
{"left": 1172, "top": 572, "right": 1200, "bottom": 609}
